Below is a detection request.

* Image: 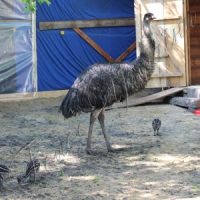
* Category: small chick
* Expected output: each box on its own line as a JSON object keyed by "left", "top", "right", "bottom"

{"left": 0, "top": 164, "right": 9, "bottom": 191}
{"left": 17, "top": 159, "right": 40, "bottom": 184}
{"left": 0, "top": 174, "right": 3, "bottom": 191}
{"left": 152, "top": 118, "right": 161, "bottom": 136}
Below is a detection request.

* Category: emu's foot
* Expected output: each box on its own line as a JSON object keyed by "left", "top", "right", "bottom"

{"left": 108, "top": 147, "right": 124, "bottom": 153}
{"left": 85, "top": 149, "right": 97, "bottom": 155}
{"left": 28, "top": 179, "right": 35, "bottom": 184}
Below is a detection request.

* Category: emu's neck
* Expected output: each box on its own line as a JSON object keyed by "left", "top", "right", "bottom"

{"left": 139, "top": 20, "right": 155, "bottom": 65}
{"left": 143, "top": 21, "right": 152, "bottom": 36}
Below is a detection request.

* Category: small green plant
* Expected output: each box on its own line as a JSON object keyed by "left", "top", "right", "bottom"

{"left": 33, "top": 133, "right": 37, "bottom": 137}
{"left": 45, "top": 181, "right": 49, "bottom": 185}
{"left": 138, "top": 156, "right": 151, "bottom": 161}
{"left": 14, "top": 185, "right": 19, "bottom": 190}
{"left": 47, "top": 116, "right": 51, "bottom": 121}
{"left": 74, "top": 186, "right": 82, "bottom": 194}
{"left": 93, "top": 175, "right": 99, "bottom": 183}
{"left": 7, "top": 134, "right": 13, "bottom": 138}
{"left": 194, "top": 186, "right": 199, "bottom": 191}
{"left": 57, "top": 170, "right": 64, "bottom": 177}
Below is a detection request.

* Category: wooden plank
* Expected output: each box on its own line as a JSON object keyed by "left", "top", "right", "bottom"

{"left": 191, "top": 68, "right": 200, "bottom": 85}
{"left": 155, "top": 55, "right": 169, "bottom": 58}
{"left": 190, "top": 28, "right": 200, "bottom": 37}
{"left": 190, "top": 14, "right": 200, "bottom": 86}
{"left": 115, "top": 42, "right": 136, "bottom": 62}
{"left": 186, "top": 0, "right": 191, "bottom": 86}
{"left": 191, "top": 78, "right": 200, "bottom": 85}
{"left": 169, "top": 97, "right": 200, "bottom": 108}
{"left": 185, "top": 0, "right": 190, "bottom": 86}
{"left": 73, "top": 28, "right": 115, "bottom": 62}
{"left": 190, "top": 37, "right": 200, "bottom": 47}
{"left": 0, "top": 20, "right": 31, "bottom": 22}
{"left": 39, "top": 18, "right": 135, "bottom": 30}
{"left": 190, "top": 47, "right": 200, "bottom": 57}
{"left": 151, "top": 72, "right": 183, "bottom": 78}
{"left": 0, "top": 90, "right": 69, "bottom": 101}
{"left": 190, "top": 0, "right": 200, "bottom": 4}
{"left": 106, "top": 87, "right": 184, "bottom": 110}
{"left": 189, "top": 1, "right": 200, "bottom": 13}
{"left": 190, "top": 58, "right": 200, "bottom": 67}
{"left": 191, "top": 66, "right": 200, "bottom": 70}
{"left": 153, "top": 16, "right": 182, "bottom": 21}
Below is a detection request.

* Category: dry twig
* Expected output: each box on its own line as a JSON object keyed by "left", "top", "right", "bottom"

{"left": 9, "top": 139, "right": 35, "bottom": 168}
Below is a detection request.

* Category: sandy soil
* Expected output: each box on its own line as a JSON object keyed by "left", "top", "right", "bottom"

{"left": 0, "top": 95, "right": 200, "bottom": 200}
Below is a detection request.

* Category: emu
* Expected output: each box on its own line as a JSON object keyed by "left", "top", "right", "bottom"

{"left": 0, "top": 164, "right": 9, "bottom": 191}
{"left": 152, "top": 118, "right": 161, "bottom": 136}
{"left": 60, "top": 13, "right": 156, "bottom": 155}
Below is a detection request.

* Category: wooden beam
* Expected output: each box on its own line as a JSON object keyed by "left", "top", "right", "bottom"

{"left": 106, "top": 87, "right": 184, "bottom": 110}
{"left": 73, "top": 28, "right": 115, "bottom": 62}
{"left": 39, "top": 18, "right": 135, "bottom": 30}
{"left": 115, "top": 42, "right": 136, "bottom": 62}
{"left": 0, "top": 20, "right": 31, "bottom": 22}
{"left": 153, "top": 16, "right": 182, "bottom": 21}
{"left": 155, "top": 55, "right": 169, "bottom": 58}
{"left": 151, "top": 72, "right": 183, "bottom": 78}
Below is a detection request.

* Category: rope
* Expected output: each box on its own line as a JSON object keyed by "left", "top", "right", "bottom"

{"left": 190, "top": 13, "right": 196, "bottom": 28}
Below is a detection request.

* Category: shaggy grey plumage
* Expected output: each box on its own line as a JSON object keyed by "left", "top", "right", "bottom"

{"left": 152, "top": 118, "right": 161, "bottom": 136}
{"left": 17, "top": 159, "right": 40, "bottom": 184}
{"left": 60, "top": 13, "right": 156, "bottom": 155}
{"left": 0, "top": 164, "right": 9, "bottom": 190}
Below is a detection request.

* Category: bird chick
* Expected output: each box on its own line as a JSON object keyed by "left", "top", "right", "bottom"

{"left": 152, "top": 118, "right": 161, "bottom": 136}
{"left": 17, "top": 159, "right": 40, "bottom": 184}
{"left": 0, "top": 175, "right": 3, "bottom": 191}
{"left": 0, "top": 164, "right": 9, "bottom": 191}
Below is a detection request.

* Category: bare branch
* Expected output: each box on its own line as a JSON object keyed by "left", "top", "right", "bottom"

{"left": 9, "top": 138, "right": 35, "bottom": 168}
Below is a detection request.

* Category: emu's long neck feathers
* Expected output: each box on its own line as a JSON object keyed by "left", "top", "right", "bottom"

{"left": 110, "top": 17, "right": 156, "bottom": 100}
{"left": 139, "top": 19, "right": 155, "bottom": 65}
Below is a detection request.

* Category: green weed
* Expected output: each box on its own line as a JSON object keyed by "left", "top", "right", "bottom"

{"left": 93, "top": 175, "right": 99, "bottom": 183}
{"left": 57, "top": 170, "right": 64, "bottom": 177}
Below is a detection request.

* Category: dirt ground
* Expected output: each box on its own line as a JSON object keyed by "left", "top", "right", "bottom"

{"left": 0, "top": 94, "right": 200, "bottom": 200}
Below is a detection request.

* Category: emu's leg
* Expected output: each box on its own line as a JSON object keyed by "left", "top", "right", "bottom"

{"left": 86, "top": 109, "right": 102, "bottom": 155}
{"left": 154, "top": 130, "right": 156, "bottom": 136}
{"left": 98, "top": 108, "right": 124, "bottom": 153}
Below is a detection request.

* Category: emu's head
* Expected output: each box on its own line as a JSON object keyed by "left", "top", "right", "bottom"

{"left": 143, "top": 13, "right": 156, "bottom": 24}
{"left": 17, "top": 174, "right": 26, "bottom": 184}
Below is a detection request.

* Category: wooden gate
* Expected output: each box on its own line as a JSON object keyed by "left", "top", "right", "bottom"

{"left": 134, "top": 0, "right": 187, "bottom": 88}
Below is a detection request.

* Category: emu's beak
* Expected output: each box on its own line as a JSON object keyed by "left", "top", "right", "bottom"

{"left": 151, "top": 16, "right": 156, "bottom": 20}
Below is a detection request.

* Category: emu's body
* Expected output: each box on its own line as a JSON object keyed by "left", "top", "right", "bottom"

{"left": 60, "top": 13, "right": 156, "bottom": 154}
{"left": 0, "top": 164, "right": 9, "bottom": 190}
{"left": 17, "top": 159, "right": 40, "bottom": 183}
{"left": 152, "top": 118, "right": 161, "bottom": 136}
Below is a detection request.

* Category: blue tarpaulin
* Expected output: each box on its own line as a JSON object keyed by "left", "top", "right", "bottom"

{"left": 36, "top": 0, "right": 136, "bottom": 91}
